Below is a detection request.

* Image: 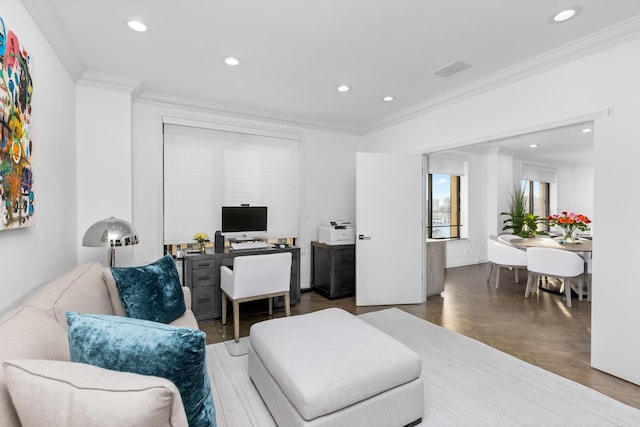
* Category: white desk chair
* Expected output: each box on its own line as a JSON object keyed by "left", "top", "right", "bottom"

{"left": 220, "top": 252, "right": 292, "bottom": 342}
{"left": 525, "top": 247, "right": 585, "bottom": 308}
{"left": 487, "top": 238, "right": 527, "bottom": 289}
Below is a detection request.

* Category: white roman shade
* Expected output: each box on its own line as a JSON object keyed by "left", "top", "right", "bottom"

{"left": 163, "top": 123, "right": 300, "bottom": 244}
{"left": 521, "top": 163, "right": 556, "bottom": 183}
{"left": 428, "top": 156, "right": 466, "bottom": 176}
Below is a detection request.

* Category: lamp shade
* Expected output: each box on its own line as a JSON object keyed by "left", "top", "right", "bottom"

{"left": 82, "top": 217, "right": 139, "bottom": 267}
{"left": 82, "top": 217, "right": 139, "bottom": 247}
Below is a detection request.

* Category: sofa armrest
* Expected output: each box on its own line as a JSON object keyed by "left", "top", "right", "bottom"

{"left": 182, "top": 286, "right": 191, "bottom": 310}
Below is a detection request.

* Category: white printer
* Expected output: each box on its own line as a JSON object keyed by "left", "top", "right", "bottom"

{"left": 318, "top": 221, "right": 355, "bottom": 245}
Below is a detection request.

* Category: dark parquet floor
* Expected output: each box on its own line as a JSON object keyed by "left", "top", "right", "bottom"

{"left": 198, "top": 262, "right": 640, "bottom": 410}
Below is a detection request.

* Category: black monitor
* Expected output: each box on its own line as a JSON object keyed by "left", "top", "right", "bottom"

{"left": 221, "top": 206, "right": 268, "bottom": 234}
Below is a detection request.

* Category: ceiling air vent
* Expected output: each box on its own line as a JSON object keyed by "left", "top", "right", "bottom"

{"left": 433, "top": 60, "right": 472, "bottom": 78}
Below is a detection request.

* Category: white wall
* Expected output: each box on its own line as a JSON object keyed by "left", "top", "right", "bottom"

{"left": 0, "top": 1, "right": 77, "bottom": 313}
{"left": 131, "top": 100, "right": 361, "bottom": 290}
{"left": 363, "top": 38, "right": 640, "bottom": 385}
{"left": 556, "top": 165, "right": 594, "bottom": 223}
{"left": 76, "top": 84, "right": 134, "bottom": 266}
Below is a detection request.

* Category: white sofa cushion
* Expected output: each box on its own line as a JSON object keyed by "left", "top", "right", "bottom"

{"left": 3, "top": 359, "right": 188, "bottom": 427}
{"left": 103, "top": 267, "right": 127, "bottom": 316}
{"left": 24, "top": 262, "right": 114, "bottom": 329}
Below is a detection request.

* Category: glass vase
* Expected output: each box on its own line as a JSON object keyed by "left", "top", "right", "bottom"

{"left": 562, "top": 228, "right": 576, "bottom": 243}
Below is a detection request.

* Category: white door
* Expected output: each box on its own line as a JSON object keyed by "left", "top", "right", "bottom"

{"left": 355, "top": 153, "right": 424, "bottom": 306}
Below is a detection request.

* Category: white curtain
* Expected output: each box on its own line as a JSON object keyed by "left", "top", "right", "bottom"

{"left": 163, "top": 124, "right": 299, "bottom": 244}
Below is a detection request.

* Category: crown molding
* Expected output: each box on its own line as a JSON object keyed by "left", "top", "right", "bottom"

{"left": 77, "top": 70, "right": 144, "bottom": 98}
{"left": 137, "top": 92, "right": 362, "bottom": 135}
{"left": 362, "top": 15, "right": 640, "bottom": 135}
{"left": 21, "top": 0, "right": 86, "bottom": 80}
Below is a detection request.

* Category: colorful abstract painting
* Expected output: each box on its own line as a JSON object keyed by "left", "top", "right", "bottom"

{"left": 0, "top": 16, "right": 34, "bottom": 230}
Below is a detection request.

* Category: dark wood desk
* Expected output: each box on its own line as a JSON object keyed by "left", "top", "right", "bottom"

{"left": 183, "top": 246, "right": 300, "bottom": 321}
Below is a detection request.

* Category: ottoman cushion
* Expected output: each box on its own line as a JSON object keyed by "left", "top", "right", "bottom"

{"left": 249, "top": 308, "right": 422, "bottom": 421}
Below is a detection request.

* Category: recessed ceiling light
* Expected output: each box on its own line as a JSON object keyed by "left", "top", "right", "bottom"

{"left": 529, "top": 144, "right": 539, "bottom": 148}
{"left": 222, "top": 56, "right": 241, "bottom": 66}
{"left": 551, "top": 7, "right": 582, "bottom": 23}
{"left": 382, "top": 96, "right": 395, "bottom": 102}
{"left": 127, "top": 20, "right": 148, "bottom": 32}
{"left": 582, "top": 128, "right": 592, "bottom": 133}
{"left": 336, "top": 84, "right": 351, "bottom": 93}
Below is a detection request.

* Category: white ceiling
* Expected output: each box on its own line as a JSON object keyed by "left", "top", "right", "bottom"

{"left": 22, "top": 0, "right": 640, "bottom": 135}
{"left": 431, "top": 121, "right": 595, "bottom": 166}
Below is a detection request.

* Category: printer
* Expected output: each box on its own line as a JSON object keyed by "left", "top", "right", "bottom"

{"left": 318, "top": 220, "right": 355, "bottom": 245}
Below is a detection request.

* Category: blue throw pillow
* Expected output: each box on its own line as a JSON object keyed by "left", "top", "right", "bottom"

{"left": 67, "top": 312, "right": 216, "bottom": 427}
{"left": 110, "top": 255, "right": 186, "bottom": 324}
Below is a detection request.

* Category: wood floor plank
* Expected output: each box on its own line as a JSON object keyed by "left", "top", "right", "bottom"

{"left": 199, "top": 262, "right": 640, "bottom": 410}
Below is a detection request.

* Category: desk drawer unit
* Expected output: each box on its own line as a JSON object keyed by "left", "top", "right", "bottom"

{"left": 191, "top": 267, "right": 215, "bottom": 287}
{"left": 311, "top": 241, "right": 355, "bottom": 299}
{"left": 184, "top": 255, "right": 219, "bottom": 321}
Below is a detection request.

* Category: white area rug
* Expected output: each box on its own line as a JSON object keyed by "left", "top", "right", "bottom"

{"left": 206, "top": 308, "right": 640, "bottom": 426}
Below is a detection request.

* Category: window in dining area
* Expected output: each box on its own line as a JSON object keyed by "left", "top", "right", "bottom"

{"left": 522, "top": 179, "right": 550, "bottom": 232}
{"left": 427, "top": 174, "right": 461, "bottom": 239}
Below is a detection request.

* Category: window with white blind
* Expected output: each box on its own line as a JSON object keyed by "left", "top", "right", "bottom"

{"left": 426, "top": 155, "right": 468, "bottom": 239}
{"left": 163, "top": 124, "right": 300, "bottom": 244}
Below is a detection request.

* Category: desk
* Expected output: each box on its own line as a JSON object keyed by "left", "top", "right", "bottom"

{"left": 183, "top": 246, "right": 300, "bottom": 321}
{"left": 510, "top": 237, "right": 592, "bottom": 294}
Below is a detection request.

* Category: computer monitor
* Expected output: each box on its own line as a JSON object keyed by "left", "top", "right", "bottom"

{"left": 221, "top": 206, "right": 268, "bottom": 238}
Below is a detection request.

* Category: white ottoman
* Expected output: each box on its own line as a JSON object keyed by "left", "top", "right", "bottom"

{"left": 248, "top": 308, "right": 423, "bottom": 427}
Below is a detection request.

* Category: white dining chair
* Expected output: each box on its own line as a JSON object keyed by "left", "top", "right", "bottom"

{"left": 487, "top": 237, "right": 528, "bottom": 289}
{"left": 584, "top": 257, "right": 592, "bottom": 303}
{"left": 220, "top": 252, "right": 292, "bottom": 342}
{"left": 525, "top": 247, "right": 585, "bottom": 308}
{"left": 497, "top": 233, "right": 520, "bottom": 245}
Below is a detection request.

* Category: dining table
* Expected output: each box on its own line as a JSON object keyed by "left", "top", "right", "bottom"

{"left": 509, "top": 236, "right": 592, "bottom": 294}
{"left": 510, "top": 236, "right": 592, "bottom": 253}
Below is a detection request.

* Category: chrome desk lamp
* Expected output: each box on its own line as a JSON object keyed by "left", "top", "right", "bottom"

{"left": 82, "top": 217, "right": 139, "bottom": 267}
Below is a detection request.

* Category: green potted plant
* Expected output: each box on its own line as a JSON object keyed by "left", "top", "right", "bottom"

{"left": 500, "top": 186, "right": 527, "bottom": 237}
{"left": 523, "top": 212, "right": 548, "bottom": 238}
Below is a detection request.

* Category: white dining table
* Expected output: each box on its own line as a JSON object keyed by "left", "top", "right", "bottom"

{"left": 510, "top": 236, "right": 592, "bottom": 253}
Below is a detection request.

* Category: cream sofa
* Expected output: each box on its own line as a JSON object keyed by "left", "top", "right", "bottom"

{"left": 0, "top": 262, "right": 225, "bottom": 427}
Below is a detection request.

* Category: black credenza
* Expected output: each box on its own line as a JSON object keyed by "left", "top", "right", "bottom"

{"left": 310, "top": 241, "right": 355, "bottom": 299}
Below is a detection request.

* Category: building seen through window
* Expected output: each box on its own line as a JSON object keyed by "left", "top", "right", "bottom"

{"left": 427, "top": 174, "right": 460, "bottom": 239}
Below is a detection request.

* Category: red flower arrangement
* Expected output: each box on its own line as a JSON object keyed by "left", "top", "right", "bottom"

{"left": 547, "top": 212, "right": 591, "bottom": 239}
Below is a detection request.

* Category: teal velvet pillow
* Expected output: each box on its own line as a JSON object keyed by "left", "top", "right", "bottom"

{"left": 110, "top": 255, "right": 186, "bottom": 324}
{"left": 66, "top": 312, "right": 216, "bottom": 427}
